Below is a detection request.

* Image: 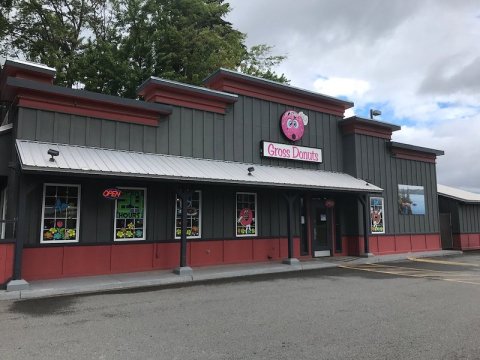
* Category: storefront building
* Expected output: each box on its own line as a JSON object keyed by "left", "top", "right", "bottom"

{"left": 438, "top": 185, "right": 480, "bottom": 250}
{"left": 0, "top": 60, "right": 445, "bottom": 287}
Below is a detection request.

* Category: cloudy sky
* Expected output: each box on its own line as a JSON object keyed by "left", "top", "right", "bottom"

{"left": 226, "top": 0, "right": 480, "bottom": 192}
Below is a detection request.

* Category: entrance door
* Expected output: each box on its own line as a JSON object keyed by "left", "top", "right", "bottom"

{"left": 440, "top": 213, "right": 453, "bottom": 249}
{"left": 311, "top": 199, "right": 332, "bottom": 257}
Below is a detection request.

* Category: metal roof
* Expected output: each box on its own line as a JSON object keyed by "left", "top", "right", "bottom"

{"left": 16, "top": 140, "right": 382, "bottom": 193}
{"left": 438, "top": 184, "right": 480, "bottom": 203}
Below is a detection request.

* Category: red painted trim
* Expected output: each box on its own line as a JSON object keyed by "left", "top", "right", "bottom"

{"left": 20, "top": 237, "right": 304, "bottom": 281}
{"left": 452, "top": 233, "right": 480, "bottom": 250}
{"left": 391, "top": 147, "right": 437, "bottom": 163}
{"left": 139, "top": 82, "right": 236, "bottom": 114}
{"left": 0, "top": 244, "right": 14, "bottom": 285}
{"left": 340, "top": 122, "right": 392, "bottom": 140}
{"left": 207, "top": 77, "right": 347, "bottom": 116}
{"left": 17, "top": 92, "right": 161, "bottom": 126}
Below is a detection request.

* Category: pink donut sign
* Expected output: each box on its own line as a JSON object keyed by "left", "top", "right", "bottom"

{"left": 280, "top": 110, "right": 308, "bottom": 142}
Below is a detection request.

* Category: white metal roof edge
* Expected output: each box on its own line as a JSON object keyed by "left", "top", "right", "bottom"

{"left": 16, "top": 139, "right": 366, "bottom": 178}
{"left": 19, "top": 165, "right": 382, "bottom": 193}
{"left": 15, "top": 139, "right": 383, "bottom": 193}
{"left": 438, "top": 184, "right": 480, "bottom": 203}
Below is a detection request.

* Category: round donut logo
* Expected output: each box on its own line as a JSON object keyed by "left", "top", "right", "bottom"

{"left": 280, "top": 110, "right": 308, "bottom": 142}
{"left": 238, "top": 208, "right": 253, "bottom": 227}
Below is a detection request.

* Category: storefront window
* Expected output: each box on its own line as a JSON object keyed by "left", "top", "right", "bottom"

{"left": 41, "top": 184, "right": 80, "bottom": 243}
{"left": 370, "top": 197, "right": 385, "bottom": 234}
{"left": 175, "top": 191, "right": 201, "bottom": 238}
{"left": 236, "top": 192, "right": 257, "bottom": 237}
{"left": 114, "top": 188, "right": 146, "bottom": 241}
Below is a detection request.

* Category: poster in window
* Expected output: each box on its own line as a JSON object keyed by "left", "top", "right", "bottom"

{"left": 236, "top": 192, "right": 257, "bottom": 236}
{"left": 175, "top": 191, "right": 201, "bottom": 238}
{"left": 370, "top": 197, "right": 385, "bottom": 234}
{"left": 41, "top": 184, "right": 80, "bottom": 242}
{"left": 115, "top": 188, "right": 146, "bottom": 240}
{"left": 398, "top": 184, "right": 425, "bottom": 215}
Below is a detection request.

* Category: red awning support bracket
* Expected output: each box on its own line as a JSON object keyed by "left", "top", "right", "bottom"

{"left": 173, "top": 188, "right": 194, "bottom": 276}
{"left": 282, "top": 193, "right": 301, "bottom": 266}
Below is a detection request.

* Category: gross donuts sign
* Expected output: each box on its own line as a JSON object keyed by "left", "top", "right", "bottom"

{"left": 281, "top": 110, "right": 308, "bottom": 141}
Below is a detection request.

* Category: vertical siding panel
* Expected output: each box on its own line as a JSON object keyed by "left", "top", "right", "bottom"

{"left": 36, "top": 110, "right": 55, "bottom": 142}
{"left": 156, "top": 114, "right": 171, "bottom": 154}
{"left": 143, "top": 126, "right": 156, "bottom": 153}
{"left": 17, "top": 108, "right": 37, "bottom": 140}
{"left": 323, "top": 113, "right": 331, "bottom": 171}
{"left": 330, "top": 115, "right": 338, "bottom": 171}
{"left": 243, "top": 97, "right": 253, "bottom": 163}
{"left": 260, "top": 100, "right": 270, "bottom": 165}
{"left": 224, "top": 104, "right": 234, "bottom": 161}
{"left": 213, "top": 189, "right": 224, "bottom": 238}
{"left": 129, "top": 124, "right": 144, "bottom": 152}
{"left": 192, "top": 110, "right": 203, "bottom": 158}
{"left": 115, "top": 122, "right": 130, "bottom": 150}
{"left": 100, "top": 120, "right": 116, "bottom": 149}
{"left": 85, "top": 118, "right": 101, "bottom": 147}
{"left": 223, "top": 190, "right": 234, "bottom": 238}
{"left": 53, "top": 112, "right": 71, "bottom": 144}
{"left": 69, "top": 115, "right": 87, "bottom": 146}
{"left": 180, "top": 108, "right": 193, "bottom": 157}
{"left": 251, "top": 98, "right": 262, "bottom": 164}
{"left": 168, "top": 108, "right": 181, "bottom": 155}
{"left": 233, "top": 97, "right": 244, "bottom": 162}
{"left": 213, "top": 113, "right": 225, "bottom": 160}
{"left": 203, "top": 112, "right": 214, "bottom": 159}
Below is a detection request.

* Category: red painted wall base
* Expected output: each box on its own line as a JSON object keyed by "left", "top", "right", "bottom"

{"left": 21, "top": 238, "right": 302, "bottom": 281}
{"left": 453, "top": 233, "right": 480, "bottom": 251}
{"left": 344, "top": 234, "right": 441, "bottom": 256}
{"left": 0, "top": 244, "right": 14, "bottom": 285}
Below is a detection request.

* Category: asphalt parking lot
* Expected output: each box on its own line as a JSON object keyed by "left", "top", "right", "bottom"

{"left": 0, "top": 252, "right": 479, "bottom": 360}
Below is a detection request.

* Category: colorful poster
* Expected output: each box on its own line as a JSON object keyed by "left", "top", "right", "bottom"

{"left": 398, "top": 184, "right": 425, "bottom": 215}
{"left": 115, "top": 189, "right": 145, "bottom": 240}
{"left": 236, "top": 193, "right": 257, "bottom": 236}
{"left": 370, "top": 197, "right": 385, "bottom": 234}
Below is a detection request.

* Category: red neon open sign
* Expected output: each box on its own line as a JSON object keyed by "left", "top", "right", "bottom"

{"left": 103, "top": 188, "right": 122, "bottom": 200}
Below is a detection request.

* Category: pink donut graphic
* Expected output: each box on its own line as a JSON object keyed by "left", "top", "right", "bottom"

{"left": 280, "top": 110, "right": 307, "bottom": 141}
{"left": 238, "top": 208, "right": 253, "bottom": 227}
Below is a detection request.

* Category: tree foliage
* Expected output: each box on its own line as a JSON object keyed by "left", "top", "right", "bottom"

{"left": 1, "top": 0, "right": 289, "bottom": 97}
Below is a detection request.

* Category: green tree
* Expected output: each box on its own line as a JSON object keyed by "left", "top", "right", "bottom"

{"left": 240, "top": 44, "right": 289, "bottom": 84}
{"left": 1, "top": 0, "right": 289, "bottom": 97}
{"left": 2, "top": 0, "right": 107, "bottom": 87}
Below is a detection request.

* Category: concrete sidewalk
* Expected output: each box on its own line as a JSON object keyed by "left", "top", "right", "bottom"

{"left": 0, "top": 250, "right": 461, "bottom": 301}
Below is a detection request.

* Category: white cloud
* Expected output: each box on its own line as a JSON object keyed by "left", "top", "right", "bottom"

{"left": 313, "top": 77, "right": 370, "bottom": 98}
{"left": 226, "top": 0, "right": 480, "bottom": 191}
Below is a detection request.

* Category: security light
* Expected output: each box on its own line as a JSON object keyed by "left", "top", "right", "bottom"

{"left": 47, "top": 149, "right": 59, "bottom": 162}
{"left": 370, "top": 109, "right": 382, "bottom": 119}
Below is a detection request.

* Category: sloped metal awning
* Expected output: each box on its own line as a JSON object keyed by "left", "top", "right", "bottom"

{"left": 438, "top": 184, "right": 480, "bottom": 203}
{"left": 16, "top": 140, "right": 382, "bottom": 193}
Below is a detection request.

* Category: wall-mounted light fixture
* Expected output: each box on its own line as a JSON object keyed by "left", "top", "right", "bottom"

{"left": 247, "top": 166, "right": 255, "bottom": 176}
{"left": 47, "top": 149, "right": 59, "bottom": 162}
{"left": 370, "top": 109, "right": 382, "bottom": 119}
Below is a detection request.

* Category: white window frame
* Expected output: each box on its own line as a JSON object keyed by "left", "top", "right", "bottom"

{"left": 114, "top": 187, "right": 147, "bottom": 242}
{"left": 370, "top": 196, "right": 385, "bottom": 235}
{"left": 235, "top": 192, "right": 258, "bottom": 238}
{"left": 174, "top": 190, "right": 202, "bottom": 239}
{"left": 0, "top": 187, "right": 7, "bottom": 240}
{"left": 40, "top": 183, "right": 81, "bottom": 244}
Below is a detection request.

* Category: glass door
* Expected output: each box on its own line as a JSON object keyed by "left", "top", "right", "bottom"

{"left": 311, "top": 199, "right": 332, "bottom": 257}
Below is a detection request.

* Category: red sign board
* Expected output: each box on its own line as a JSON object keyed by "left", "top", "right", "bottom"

{"left": 103, "top": 188, "right": 122, "bottom": 200}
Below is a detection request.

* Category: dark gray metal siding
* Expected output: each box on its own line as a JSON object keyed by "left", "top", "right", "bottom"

{"left": 0, "top": 132, "right": 12, "bottom": 176}
{"left": 347, "top": 134, "right": 440, "bottom": 235}
{"left": 21, "top": 175, "right": 301, "bottom": 246}
{"left": 16, "top": 96, "right": 344, "bottom": 171}
{"left": 459, "top": 203, "right": 480, "bottom": 233}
